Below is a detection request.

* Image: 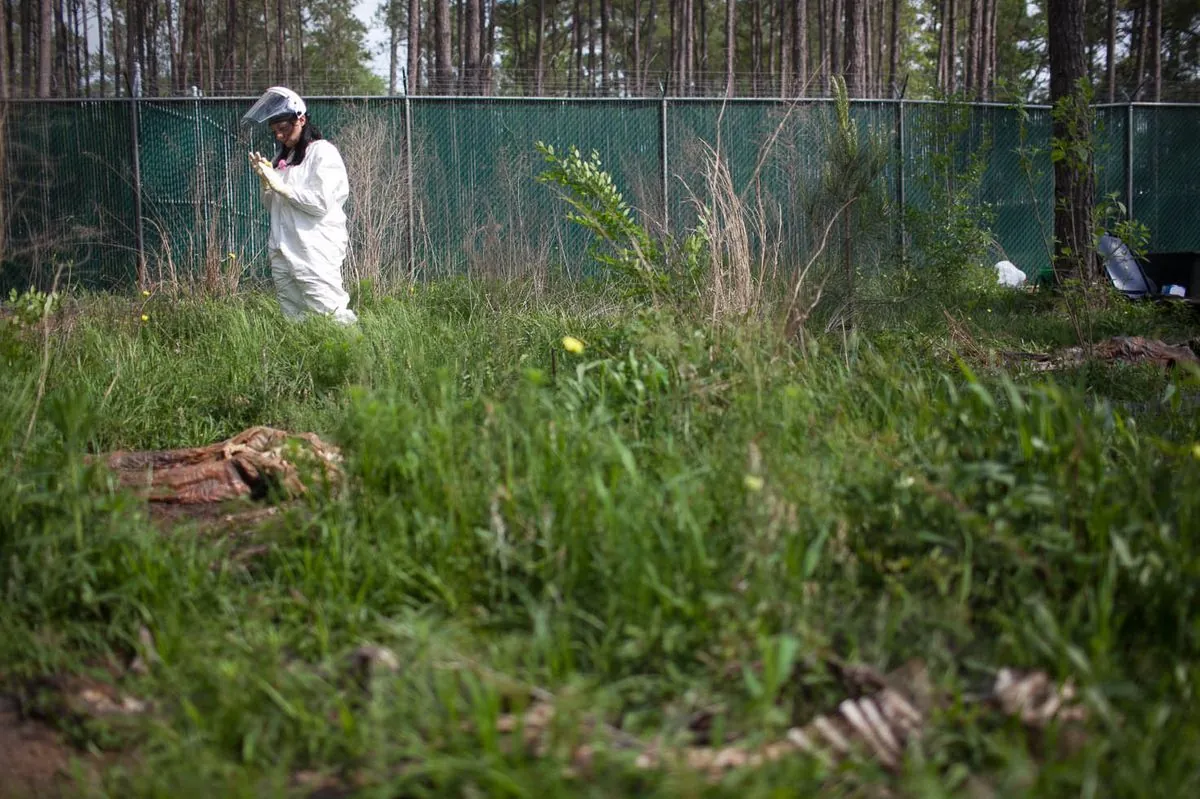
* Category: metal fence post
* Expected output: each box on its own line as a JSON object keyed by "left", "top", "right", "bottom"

{"left": 130, "top": 64, "right": 147, "bottom": 288}
{"left": 896, "top": 98, "right": 906, "bottom": 264}
{"left": 193, "top": 87, "right": 211, "bottom": 277}
{"left": 1125, "top": 102, "right": 1135, "bottom": 220}
{"left": 404, "top": 70, "right": 417, "bottom": 281}
{"left": 660, "top": 89, "right": 669, "bottom": 233}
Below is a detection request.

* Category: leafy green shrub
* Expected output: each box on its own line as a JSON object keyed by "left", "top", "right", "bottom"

{"left": 535, "top": 142, "right": 706, "bottom": 305}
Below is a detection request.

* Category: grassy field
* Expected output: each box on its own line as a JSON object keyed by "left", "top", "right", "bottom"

{"left": 2, "top": 276, "right": 1199, "bottom": 798}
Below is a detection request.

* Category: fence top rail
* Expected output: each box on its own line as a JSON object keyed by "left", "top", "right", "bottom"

{"left": 0, "top": 95, "right": 1066, "bottom": 109}
{"left": 5, "top": 96, "right": 1200, "bottom": 109}
{"left": 1127, "top": 101, "right": 1200, "bottom": 108}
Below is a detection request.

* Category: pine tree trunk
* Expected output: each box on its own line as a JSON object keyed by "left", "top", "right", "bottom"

{"left": 1133, "top": 1, "right": 1147, "bottom": 100}
{"left": 193, "top": 0, "right": 203, "bottom": 92}
{"left": 861, "top": 0, "right": 870, "bottom": 95}
{"left": 409, "top": 0, "right": 421, "bottom": 93}
{"left": 835, "top": 0, "right": 844, "bottom": 79}
{"left": 20, "top": 0, "right": 31, "bottom": 96}
{"left": 947, "top": 0, "right": 957, "bottom": 93}
{"left": 181, "top": 0, "right": 193, "bottom": 91}
{"left": 535, "top": 0, "right": 545, "bottom": 93}
{"left": 55, "top": 0, "right": 68, "bottom": 95}
{"left": 73, "top": 0, "right": 85, "bottom": 95}
{"left": 642, "top": 0, "right": 657, "bottom": 94}
{"left": 389, "top": 3, "right": 398, "bottom": 93}
{"left": 165, "top": 0, "right": 178, "bottom": 93}
{"left": 260, "top": 0, "right": 272, "bottom": 82}
{"left": 1149, "top": 0, "right": 1161, "bottom": 101}
{"left": 683, "top": 0, "right": 693, "bottom": 95}
{"left": 2, "top": 0, "right": 11, "bottom": 95}
{"left": 669, "top": 0, "right": 677, "bottom": 92}
{"left": 632, "top": 0, "right": 640, "bottom": 91}
{"left": 37, "top": 0, "right": 51, "bottom": 95}
{"left": 464, "top": 0, "right": 479, "bottom": 94}
{"left": 751, "top": 0, "right": 762, "bottom": 95}
{"left": 601, "top": 0, "right": 610, "bottom": 94}
{"left": 109, "top": 0, "right": 120, "bottom": 94}
{"left": 95, "top": 0, "right": 104, "bottom": 95}
{"left": 770, "top": 0, "right": 780, "bottom": 91}
{"left": 843, "top": 0, "right": 862, "bottom": 96}
{"left": 203, "top": 2, "right": 214, "bottom": 94}
{"left": 988, "top": 0, "right": 996, "bottom": 95}
{"left": 587, "top": 0, "right": 595, "bottom": 94}
{"left": 1049, "top": 0, "right": 1094, "bottom": 282}
{"left": 220, "top": 0, "right": 235, "bottom": 92}
{"left": 484, "top": 0, "right": 495, "bottom": 93}
{"left": 935, "top": 0, "right": 945, "bottom": 91}
{"left": 818, "top": 0, "right": 828, "bottom": 90}
{"left": 1105, "top": 0, "right": 1115, "bottom": 102}
{"left": 873, "top": 0, "right": 885, "bottom": 96}
{"left": 980, "top": 0, "right": 993, "bottom": 98}
{"left": 792, "top": 0, "right": 807, "bottom": 95}
{"left": 965, "top": 0, "right": 977, "bottom": 95}
{"left": 434, "top": 0, "right": 451, "bottom": 92}
{"left": 888, "top": 0, "right": 899, "bottom": 94}
{"left": 294, "top": 3, "right": 304, "bottom": 94}
{"left": 724, "top": 0, "right": 734, "bottom": 95}
{"left": 572, "top": 0, "right": 582, "bottom": 93}
{"left": 147, "top": 0, "right": 159, "bottom": 94}
{"left": 0, "top": 0, "right": 8, "bottom": 98}
{"left": 275, "top": 0, "right": 286, "bottom": 83}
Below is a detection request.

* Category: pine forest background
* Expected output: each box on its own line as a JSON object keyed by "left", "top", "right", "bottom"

{"left": 0, "top": 0, "right": 1198, "bottom": 101}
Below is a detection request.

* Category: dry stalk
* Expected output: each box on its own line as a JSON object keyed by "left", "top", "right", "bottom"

{"left": 339, "top": 110, "right": 412, "bottom": 289}
{"left": 784, "top": 197, "right": 856, "bottom": 341}
{"left": 695, "top": 141, "right": 755, "bottom": 323}
{"left": 465, "top": 149, "right": 554, "bottom": 289}
{"left": 696, "top": 77, "right": 836, "bottom": 332}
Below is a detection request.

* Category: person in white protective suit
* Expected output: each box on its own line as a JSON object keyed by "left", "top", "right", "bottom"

{"left": 243, "top": 87, "right": 358, "bottom": 324}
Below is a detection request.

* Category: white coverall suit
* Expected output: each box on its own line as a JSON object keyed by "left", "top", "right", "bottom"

{"left": 261, "top": 140, "right": 358, "bottom": 324}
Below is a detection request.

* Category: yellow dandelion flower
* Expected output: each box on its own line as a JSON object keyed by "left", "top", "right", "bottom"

{"left": 562, "top": 336, "right": 585, "bottom": 354}
{"left": 743, "top": 475, "right": 765, "bottom": 492}
{"left": 141, "top": 314, "right": 149, "bottom": 322}
{"left": 1193, "top": 443, "right": 1200, "bottom": 460}
{"left": 142, "top": 289, "right": 151, "bottom": 297}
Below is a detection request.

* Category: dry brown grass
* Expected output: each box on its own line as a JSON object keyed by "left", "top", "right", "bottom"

{"left": 338, "top": 109, "right": 413, "bottom": 288}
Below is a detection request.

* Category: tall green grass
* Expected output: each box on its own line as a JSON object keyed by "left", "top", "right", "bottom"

{"left": 2, "top": 283, "right": 1199, "bottom": 796}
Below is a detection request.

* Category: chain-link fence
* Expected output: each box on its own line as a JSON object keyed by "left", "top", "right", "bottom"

{"left": 1, "top": 97, "right": 1194, "bottom": 293}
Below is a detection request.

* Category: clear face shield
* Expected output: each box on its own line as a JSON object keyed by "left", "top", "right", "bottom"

{"left": 242, "top": 87, "right": 307, "bottom": 125}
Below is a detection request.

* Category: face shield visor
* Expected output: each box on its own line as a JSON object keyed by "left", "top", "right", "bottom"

{"left": 242, "top": 87, "right": 307, "bottom": 125}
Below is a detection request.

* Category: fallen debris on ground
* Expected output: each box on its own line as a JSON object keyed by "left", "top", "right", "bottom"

{"left": 1003, "top": 336, "right": 1200, "bottom": 372}
{"left": 94, "top": 426, "right": 342, "bottom": 505}
{"left": 453, "top": 658, "right": 1089, "bottom": 784}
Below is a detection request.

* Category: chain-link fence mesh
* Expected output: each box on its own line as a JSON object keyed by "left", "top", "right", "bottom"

{"left": 411, "top": 98, "right": 661, "bottom": 279}
{"left": 2, "top": 98, "right": 1195, "bottom": 294}
{"left": 1131, "top": 106, "right": 1200, "bottom": 253}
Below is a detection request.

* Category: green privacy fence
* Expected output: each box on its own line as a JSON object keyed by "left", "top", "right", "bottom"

{"left": 1, "top": 96, "right": 1195, "bottom": 293}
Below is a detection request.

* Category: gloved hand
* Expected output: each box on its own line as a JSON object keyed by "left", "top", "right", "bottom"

{"left": 248, "top": 152, "right": 270, "bottom": 191}
{"left": 249, "top": 152, "right": 292, "bottom": 198}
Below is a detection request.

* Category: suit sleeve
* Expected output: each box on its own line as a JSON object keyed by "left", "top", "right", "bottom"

{"left": 281, "top": 141, "right": 350, "bottom": 218}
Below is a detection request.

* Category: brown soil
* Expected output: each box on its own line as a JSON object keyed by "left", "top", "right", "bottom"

{"left": 0, "top": 695, "right": 99, "bottom": 799}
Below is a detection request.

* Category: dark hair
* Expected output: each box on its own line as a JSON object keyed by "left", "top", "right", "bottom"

{"left": 273, "top": 115, "right": 324, "bottom": 166}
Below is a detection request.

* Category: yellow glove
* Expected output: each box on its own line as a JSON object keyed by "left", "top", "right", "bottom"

{"left": 249, "top": 152, "right": 292, "bottom": 198}
{"left": 248, "top": 152, "right": 271, "bottom": 191}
